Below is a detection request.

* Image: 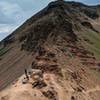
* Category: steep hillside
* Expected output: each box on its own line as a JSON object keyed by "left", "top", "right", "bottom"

{"left": 0, "top": 0, "right": 100, "bottom": 100}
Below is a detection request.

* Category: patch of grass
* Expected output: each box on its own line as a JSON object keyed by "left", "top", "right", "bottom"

{"left": 0, "top": 47, "right": 4, "bottom": 52}
{"left": 91, "top": 69, "right": 100, "bottom": 81}
{"left": 80, "top": 30, "right": 100, "bottom": 59}
{"left": 0, "top": 47, "right": 12, "bottom": 57}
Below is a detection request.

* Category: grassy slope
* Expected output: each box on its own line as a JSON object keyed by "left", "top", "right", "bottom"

{"left": 78, "top": 23, "right": 100, "bottom": 81}
{"left": 0, "top": 47, "right": 12, "bottom": 57}
{"left": 79, "top": 26, "right": 100, "bottom": 60}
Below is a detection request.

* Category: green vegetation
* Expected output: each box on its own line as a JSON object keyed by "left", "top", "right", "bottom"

{"left": 91, "top": 69, "right": 100, "bottom": 81}
{"left": 80, "top": 30, "right": 100, "bottom": 59}
{"left": 0, "top": 47, "right": 12, "bottom": 57}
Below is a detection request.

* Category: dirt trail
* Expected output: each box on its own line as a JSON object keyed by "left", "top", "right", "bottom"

{"left": 49, "top": 74, "right": 68, "bottom": 100}
{"left": 0, "top": 72, "right": 100, "bottom": 100}
{"left": 84, "top": 85, "right": 100, "bottom": 94}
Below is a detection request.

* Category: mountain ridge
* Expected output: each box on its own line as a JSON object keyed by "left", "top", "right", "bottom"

{"left": 1, "top": 0, "right": 100, "bottom": 44}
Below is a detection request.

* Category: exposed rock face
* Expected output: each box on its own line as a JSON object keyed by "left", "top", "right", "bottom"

{"left": 42, "top": 90, "right": 58, "bottom": 100}
{"left": 81, "top": 21, "right": 98, "bottom": 32}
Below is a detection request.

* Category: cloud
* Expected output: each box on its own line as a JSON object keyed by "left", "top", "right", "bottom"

{"left": 0, "top": 1, "right": 33, "bottom": 41}
{"left": 0, "top": 1, "right": 26, "bottom": 23}
{"left": 0, "top": 24, "right": 16, "bottom": 33}
{"left": 0, "top": 23, "right": 19, "bottom": 40}
{"left": 0, "top": 24, "right": 17, "bottom": 41}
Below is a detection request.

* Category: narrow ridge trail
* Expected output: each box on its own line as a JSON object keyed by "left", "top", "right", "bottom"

{"left": 84, "top": 85, "right": 100, "bottom": 94}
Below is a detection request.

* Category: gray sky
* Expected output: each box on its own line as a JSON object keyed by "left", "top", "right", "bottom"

{"left": 0, "top": 0, "right": 100, "bottom": 41}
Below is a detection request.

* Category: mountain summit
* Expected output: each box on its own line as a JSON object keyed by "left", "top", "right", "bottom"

{"left": 0, "top": 1, "right": 100, "bottom": 100}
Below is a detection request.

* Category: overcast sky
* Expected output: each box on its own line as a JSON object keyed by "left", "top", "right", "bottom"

{"left": 0, "top": 0, "right": 100, "bottom": 41}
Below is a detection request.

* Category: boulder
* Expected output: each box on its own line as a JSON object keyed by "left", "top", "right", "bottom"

{"left": 32, "top": 80, "right": 47, "bottom": 89}
{"left": 22, "top": 78, "right": 28, "bottom": 84}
